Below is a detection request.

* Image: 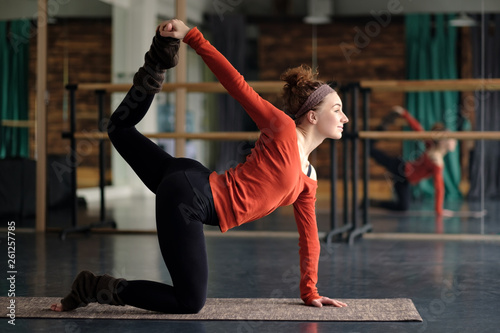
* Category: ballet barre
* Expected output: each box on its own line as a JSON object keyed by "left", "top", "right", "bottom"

{"left": 63, "top": 79, "right": 500, "bottom": 242}
{"left": 360, "top": 78, "right": 500, "bottom": 92}
{"left": 61, "top": 82, "right": 282, "bottom": 239}
{"left": 72, "top": 131, "right": 261, "bottom": 141}
{"left": 75, "top": 81, "right": 284, "bottom": 93}
{"left": 359, "top": 131, "right": 500, "bottom": 140}
{"left": 326, "top": 83, "right": 373, "bottom": 245}
{"left": 1, "top": 120, "right": 36, "bottom": 128}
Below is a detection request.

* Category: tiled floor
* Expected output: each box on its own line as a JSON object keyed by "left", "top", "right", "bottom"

{"left": 2, "top": 196, "right": 499, "bottom": 332}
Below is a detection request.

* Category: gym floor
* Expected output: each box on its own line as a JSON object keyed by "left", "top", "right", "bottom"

{"left": 3, "top": 198, "right": 500, "bottom": 332}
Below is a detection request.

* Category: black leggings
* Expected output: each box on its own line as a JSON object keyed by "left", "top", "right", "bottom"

{"left": 108, "top": 87, "right": 218, "bottom": 313}
{"left": 370, "top": 144, "right": 410, "bottom": 211}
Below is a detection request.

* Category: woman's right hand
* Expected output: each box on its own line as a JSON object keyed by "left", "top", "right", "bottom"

{"left": 158, "top": 19, "right": 191, "bottom": 40}
{"left": 441, "top": 209, "right": 455, "bottom": 218}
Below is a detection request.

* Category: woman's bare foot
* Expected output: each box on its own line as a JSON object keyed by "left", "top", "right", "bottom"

{"left": 50, "top": 302, "right": 63, "bottom": 312}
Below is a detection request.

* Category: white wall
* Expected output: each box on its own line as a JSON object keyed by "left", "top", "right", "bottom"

{"left": 109, "top": 0, "right": 159, "bottom": 195}
{"left": 108, "top": 0, "right": 209, "bottom": 197}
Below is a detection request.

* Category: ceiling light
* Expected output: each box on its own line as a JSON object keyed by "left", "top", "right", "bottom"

{"left": 449, "top": 12, "right": 477, "bottom": 27}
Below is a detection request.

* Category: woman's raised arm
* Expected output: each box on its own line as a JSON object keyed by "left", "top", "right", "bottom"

{"left": 159, "top": 20, "right": 287, "bottom": 131}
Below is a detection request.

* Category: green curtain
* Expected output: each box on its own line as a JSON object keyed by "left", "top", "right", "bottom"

{"left": 0, "top": 19, "right": 30, "bottom": 159}
{"left": 404, "top": 14, "right": 462, "bottom": 201}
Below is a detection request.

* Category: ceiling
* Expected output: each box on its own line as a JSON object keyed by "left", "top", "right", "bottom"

{"left": 1, "top": 0, "right": 499, "bottom": 21}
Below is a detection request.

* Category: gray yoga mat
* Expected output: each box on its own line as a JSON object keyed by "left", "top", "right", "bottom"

{"left": 2, "top": 297, "right": 422, "bottom": 322}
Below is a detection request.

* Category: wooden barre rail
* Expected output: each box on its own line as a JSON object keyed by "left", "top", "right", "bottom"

{"left": 77, "top": 79, "right": 500, "bottom": 93}
{"left": 1, "top": 120, "right": 36, "bottom": 128}
{"left": 75, "top": 81, "right": 284, "bottom": 93}
{"left": 73, "top": 131, "right": 261, "bottom": 141}
{"left": 360, "top": 79, "right": 500, "bottom": 92}
{"left": 72, "top": 130, "right": 500, "bottom": 141}
{"left": 359, "top": 131, "right": 500, "bottom": 140}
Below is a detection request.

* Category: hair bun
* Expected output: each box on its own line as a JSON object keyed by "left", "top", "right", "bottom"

{"left": 280, "top": 64, "right": 316, "bottom": 89}
{"left": 280, "top": 65, "right": 323, "bottom": 118}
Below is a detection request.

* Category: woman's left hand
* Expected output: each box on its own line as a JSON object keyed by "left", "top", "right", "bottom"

{"left": 158, "top": 19, "right": 191, "bottom": 40}
{"left": 310, "top": 297, "right": 347, "bottom": 308}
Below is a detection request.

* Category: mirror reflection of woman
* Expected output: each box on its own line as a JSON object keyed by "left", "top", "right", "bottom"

{"left": 370, "top": 106, "right": 457, "bottom": 217}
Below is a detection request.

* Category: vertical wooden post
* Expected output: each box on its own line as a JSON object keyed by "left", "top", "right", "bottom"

{"left": 36, "top": 0, "right": 48, "bottom": 232}
{"left": 459, "top": 26, "right": 474, "bottom": 183}
{"left": 175, "top": 0, "right": 187, "bottom": 157}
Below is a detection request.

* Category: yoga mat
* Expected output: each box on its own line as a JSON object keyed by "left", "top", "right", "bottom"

{"left": 2, "top": 297, "right": 422, "bottom": 322}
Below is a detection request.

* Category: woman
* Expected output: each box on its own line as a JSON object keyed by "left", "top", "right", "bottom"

{"left": 51, "top": 19, "right": 348, "bottom": 314}
{"left": 370, "top": 106, "right": 457, "bottom": 217}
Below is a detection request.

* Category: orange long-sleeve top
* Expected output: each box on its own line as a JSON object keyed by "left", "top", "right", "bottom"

{"left": 184, "top": 28, "right": 322, "bottom": 304}
{"left": 401, "top": 110, "right": 444, "bottom": 215}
